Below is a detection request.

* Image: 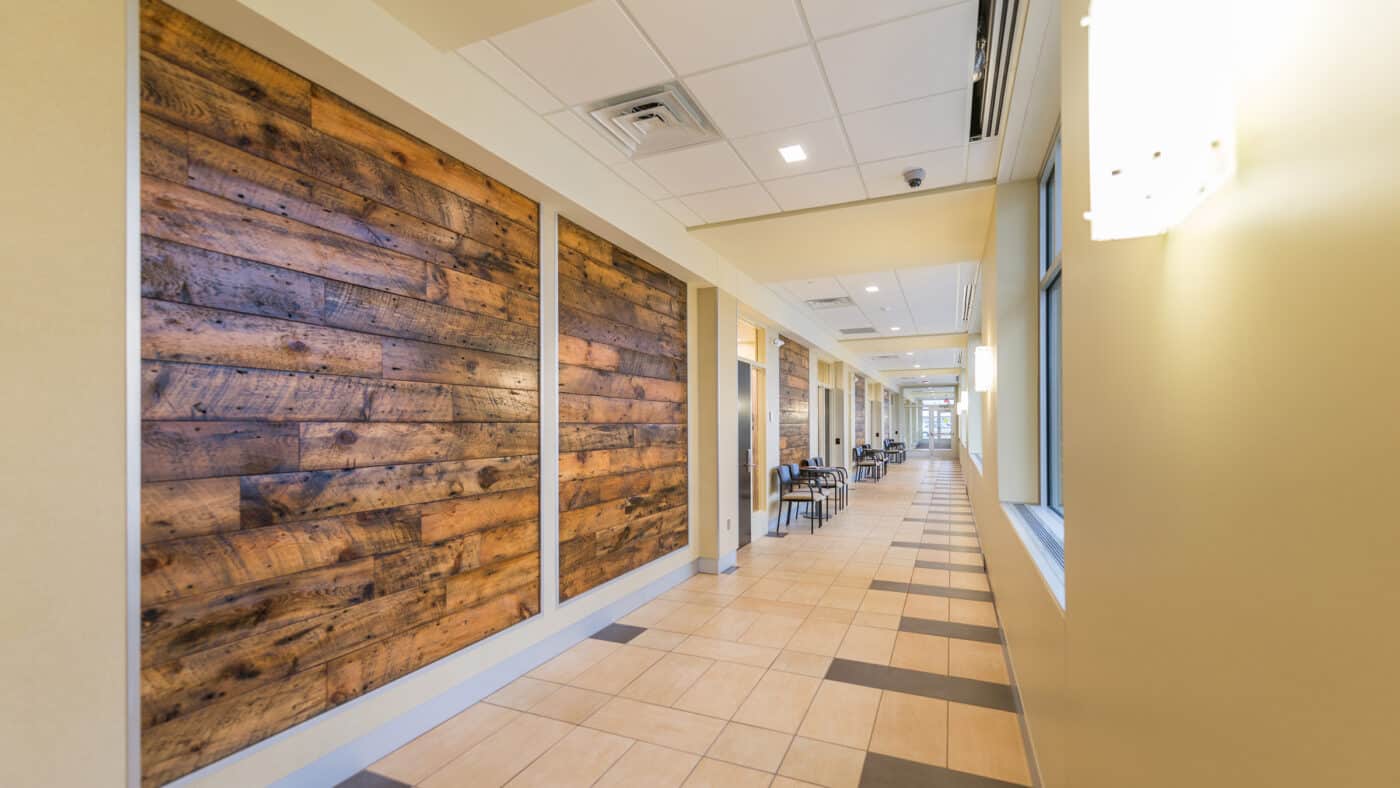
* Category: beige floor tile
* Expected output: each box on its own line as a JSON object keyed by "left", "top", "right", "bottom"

{"left": 372, "top": 703, "right": 520, "bottom": 784}
{"left": 739, "top": 613, "right": 804, "bottom": 649}
{"left": 486, "top": 676, "right": 561, "bottom": 711}
{"left": 632, "top": 628, "right": 690, "bottom": 651}
{"left": 777, "top": 737, "right": 866, "bottom": 788}
{"left": 684, "top": 757, "right": 774, "bottom": 788}
{"left": 917, "top": 549, "right": 952, "bottom": 563}
{"left": 785, "top": 618, "right": 849, "bottom": 656}
{"left": 674, "top": 661, "right": 766, "bottom": 719}
{"left": 771, "top": 777, "right": 821, "bottom": 788}
{"left": 873, "top": 564, "right": 913, "bottom": 583}
{"left": 571, "top": 644, "right": 667, "bottom": 693}
{"left": 778, "top": 583, "right": 830, "bottom": 605}
{"left": 584, "top": 697, "right": 727, "bottom": 755}
{"left": 620, "top": 652, "right": 714, "bottom": 706}
{"left": 732, "top": 670, "right": 822, "bottom": 733}
{"left": 505, "top": 725, "right": 634, "bottom": 787}
{"left": 693, "top": 608, "right": 762, "bottom": 641}
{"left": 673, "top": 635, "right": 780, "bottom": 668}
{"left": 743, "top": 578, "right": 795, "bottom": 601}
{"left": 889, "top": 631, "right": 949, "bottom": 674}
{"left": 949, "top": 572, "right": 991, "bottom": 592}
{"left": 859, "top": 589, "right": 907, "bottom": 615}
{"left": 729, "top": 596, "right": 814, "bottom": 619}
{"left": 422, "top": 713, "right": 574, "bottom": 788}
{"left": 619, "top": 599, "right": 685, "bottom": 628}
{"left": 829, "top": 573, "right": 874, "bottom": 590}
{"left": 816, "top": 585, "right": 867, "bottom": 611}
{"left": 950, "top": 552, "right": 984, "bottom": 567}
{"left": 655, "top": 603, "right": 724, "bottom": 634}
{"left": 530, "top": 684, "right": 613, "bottom": 723}
{"left": 948, "top": 639, "right": 1010, "bottom": 684}
{"left": 807, "top": 606, "right": 856, "bottom": 624}
{"left": 869, "top": 690, "right": 948, "bottom": 766}
{"left": 949, "top": 599, "right": 999, "bottom": 628}
{"left": 770, "top": 649, "right": 833, "bottom": 678}
{"left": 950, "top": 536, "right": 980, "bottom": 547}
{"left": 797, "top": 680, "right": 881, "bottom": 749}
{"left": 836, "top": 625, "right": 896, "bottom": 665}
{"left": 903, "top": 594, "right": 950, "bottom": 621}
{"left": 528, "top": 639, "right": 621, "bottom": 683}
{"left": 947, "top": 702, "right": 1032, "bottom": 785}
{"left": 851, "top": 611, "right": 901, "bottom": 631}
{"left": 707, "top": 721, "right": 793, "bottom": 772}
{"left": 911, "top": 567, "right": 951, "bottom": 587}
{"left": 595, "top": 742, "right": 700, "bottom": 788}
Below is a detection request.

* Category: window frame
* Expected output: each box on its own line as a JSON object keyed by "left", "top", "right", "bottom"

{"left": 1039, "top": 137, "right": 1064, "bottom": 515}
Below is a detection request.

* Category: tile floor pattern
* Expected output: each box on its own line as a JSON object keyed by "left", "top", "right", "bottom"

{"left": 348, "top": 454, "right": 1032, "bottom": 788}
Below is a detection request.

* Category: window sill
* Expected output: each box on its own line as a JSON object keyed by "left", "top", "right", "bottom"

{"left": 1003, "top": 503, "right": 1066, "bottom": 610}
{"left": 969, "top": 452, "right": 983, "bottom": 473}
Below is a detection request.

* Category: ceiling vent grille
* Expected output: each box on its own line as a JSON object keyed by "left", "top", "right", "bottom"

{"left": 871, "top": 353, "right": 903, "bottom": 360}
{"left": 587, "top": 84, "right": 718, "bottom": 158}
{"left": 970, "top": 0, "right": 1020, "bottom": 140}
{"left": 840, "top": 326, "right": 879, "bottom": 335}
{"left": 805, "top": 296, "right": 856, "bottom": 310}
{"left": 958, "top": 283, "right": 976, "bottom": 324}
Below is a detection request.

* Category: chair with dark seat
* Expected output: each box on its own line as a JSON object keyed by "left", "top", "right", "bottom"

{"left": 883, "top": 438, "right": 906, "bottom": 463}
{"left": 777, "top": 463, "right": 827, "bottom": 532}
{"left": 793, "top": 461, "right": 843, "bottom": 513}
{"left": 863, "top": 443, "right": 889, "bottom": 476}
{"left": 853, "top": 445, "right": 882, "bottom": 482}
{"left": 800, "top": 457, "right": 847, "bottom": 509}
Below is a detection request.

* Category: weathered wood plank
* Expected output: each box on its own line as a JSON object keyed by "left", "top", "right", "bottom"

{"left": 558, "top": 245, "right": 682, "bottom": 319}
{"left": 142, "top": 298, "right": 383, "bottom": 377}
{"left": 559, "top": 486, "right": 687, "bottom": 542}
{"left": 140, "top": 507, "right": 419, "bottom": 604}
{"left": 240, "top": 455, "right": 540, "bottom": 527}
{"left": 383, "top": 337, "right": 539, "bottom": 389}
{"left": 559, "top": 446, "right": 687, "bottom": 482}
{"left": 310, "top": 85, "right": 539, "bottom": 234}
{"left": 426, "top": 264, "right": 539, "bottom": 328}
{"left": 560, "top": 304, "right": 683, "bottom": 360}
{"left": 444, "top": 551, "right": 539, "bottom": 611}
{"left": 141, "top": 665, "right": 327, "bottom": 787}
{"left": 559, "top": 278, "right": 684, "bottom": 341}
{"left": 559, "top": 393, "right": 684, "bottom": 424}
{"left": 142, "top": 235, "right": 326, "bottom": 323}
{"left": 141, "top": 477, "right": 241, "bottom": 543}
{"left": 143, "top": 361, "right": 369, "bottom": 421}
{"left": 419, "top": 486, "right": 540, "bottom": 543}
{"left": 558, "top": 335, "right": 685, "bottom": 381}
{"left": 559, "top": 424, "right": 686, "bottom": 453}
{"left": 560, "top": 463, "right": 687, "bottom": 510}
{"left": 559, "top": 364, "right": 685, "bottom": 403}
{"left": 373, "top": 535, "right": 480, "bottom": 597}
{"left": 140, "top": 113, "right": 188, "bottom": 181}
{"left": 299, "top": 421, "right": 539, "bottom": 470}
{"left": 451, "top": 385, "right": 538, "bottom": 423}
{"left": 326, "top": 581, "right": 538, "bottom": 705}
{"left": 141, "top": 559, "right": 374, "bottom": 667}
{"left": 142, "top": 420, "right": 299, "bottom": 483}
{"left": 325, "top": 280, "right": 538, "bottom": 359}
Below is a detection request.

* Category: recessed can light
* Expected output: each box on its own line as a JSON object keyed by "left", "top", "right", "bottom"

{"left": 890, "top": 326, "right": 901, "bottom": 331}
{"left": 779, "top": 144, "right": 807, "bottom": 163}
{"left": 864, "top": 285, "right": 879, "bottom": 293}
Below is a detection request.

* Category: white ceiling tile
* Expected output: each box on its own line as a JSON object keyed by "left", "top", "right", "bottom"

{"left": 816, "top": 2, "right": 977, "bottom": 113}
{"left": 544, "top": 109, "right": 627, "bottom": 164}
{"left": 859, "top": 146, "right": 967, "bottom": 198}
{"left": 679, "top": 183, "right": 779, "bottom": 223}
{"left": 892, "top": 264, "right": 965, "bottom": 333}
{"left": 818, "top": 305, "right": 875, "bottom": 330}
{"left": 635, "top": 141, "right": 754, "bottom": 195}
{"left": 802, "top": 0, "right": 964, "bottom": 39}
{"left": 457, "top": 41, "right": 562, "bottom": 114}
{"left": 492, "top": 1, "right": 673, "bottom": 106}
{"left": 623, "top": 0, "right": 806, "bottom": 75}
{"left": 966, "top": 137, "right": 1001, "bottom": 182}
{"left": 764, "top": 167, "right": 866, "bottom": 212}
{"left": 657, "top": 197, "right": 704, "bottom": 226}
{"left": 684, "top": 47, "right": 835, "bottom": 138}
{"left": 730, "top": 117, "right": 853, "bottom": 180}
{"left": 774, "top": 278, "right": 847, "bottom": 300}
{"left": 843, "top": 91, "right": 967, "bottom": 162}
{"left": 611, "top": 161, "right": 671, "bottom": 199}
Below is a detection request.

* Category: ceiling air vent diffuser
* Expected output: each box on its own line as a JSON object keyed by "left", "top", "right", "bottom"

{"left": 805, "top": 296, "right": 855, "bottom": 310}
{"left": 587, "top": 84, "right": 718, "bottom": 158}
{"left": 840, "top": 327, "right": 879, "bottom": 335}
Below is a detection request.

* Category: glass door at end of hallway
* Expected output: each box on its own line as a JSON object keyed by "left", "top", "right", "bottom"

{"left": 932, "top": 406, "right": 953, "bottom": 449}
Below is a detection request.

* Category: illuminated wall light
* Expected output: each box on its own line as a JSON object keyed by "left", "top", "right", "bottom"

{"left": 1086, "top": 0, "right": 1235, "bottom": 239}
{"left": 973, "top": 345, "right": 994, "bottom": 392}
{"left": 957, "top": 389, "right": 968, "bottom": 414}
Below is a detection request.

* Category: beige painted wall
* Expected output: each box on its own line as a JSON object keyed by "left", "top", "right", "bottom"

{"left": 992, "top": 180, "right": 1041, "bottom": 503}
{"left": 0, "top": 1, "right": 132, "bottom": 785}
{"left": 694, "top": 288, "right": 740, "bottom": 569}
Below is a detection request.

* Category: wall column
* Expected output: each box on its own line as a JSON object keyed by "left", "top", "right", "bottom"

{"left": 694, "top": 287, "right": 739, "bottom": 573}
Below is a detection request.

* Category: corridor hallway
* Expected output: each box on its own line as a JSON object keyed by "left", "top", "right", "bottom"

{"left": 354, "top": 455, "right": 1031, "bottom": 788}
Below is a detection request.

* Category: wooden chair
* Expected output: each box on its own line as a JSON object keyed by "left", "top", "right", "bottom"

{"left": 777, "top": 464, "right": 827, "bottom": 533}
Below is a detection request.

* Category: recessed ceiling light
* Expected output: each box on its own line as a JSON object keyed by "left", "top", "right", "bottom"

{"left": 914, "top": 364, "right": 921, "bottom": 368}
{"left": 779, "top": 144, "right": 807, "bottom": 163}
{"left": 864, "top": 285, "right": 879, "bottom": 293}
{"left": 890, "top": 326, "right": 901, "bottom": 331}
{"left": 905, "top": 352, "right": 914, "bottom": 356}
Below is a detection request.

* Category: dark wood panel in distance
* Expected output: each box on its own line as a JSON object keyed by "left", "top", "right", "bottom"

{"left": 779, "top": 335, "right": 810, "bottom": 464}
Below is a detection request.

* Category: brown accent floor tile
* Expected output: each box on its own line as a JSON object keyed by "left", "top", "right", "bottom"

{"left": 707, "top": 721, "right": 793, "bottom": 772}
{"left": 797, "top": 679, "right": 881, "bottom": 749}
{"left": 869, "top": 690, "right": 949, "bottom": 766}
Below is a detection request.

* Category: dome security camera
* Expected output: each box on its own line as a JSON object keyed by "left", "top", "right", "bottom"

{"left": 903, "top": 168, "right": 926, "bottom": 189}
{"left": 772, "top": 337, "right": 786, "bottom": 347}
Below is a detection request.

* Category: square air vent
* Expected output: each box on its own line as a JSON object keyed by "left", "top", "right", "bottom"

{"left": 587, "top": 84, "right": 718, "bottom": 158}
{"left": 840, "top": 327, "right": 879, "bottom": 335}
{"left": 805, "top": 296, "right": 855, "bottom": 311}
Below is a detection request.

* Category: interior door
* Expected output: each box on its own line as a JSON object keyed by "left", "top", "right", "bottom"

{"left": 737, "top": 361, "right": 752, "bottom": 548}
{"left": 825, "top": 387, "right": 845, "bottom": 468}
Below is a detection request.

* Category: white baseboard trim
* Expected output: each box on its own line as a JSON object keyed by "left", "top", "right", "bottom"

{"left": 256, "top": 559, "right": 696, "bottom": 788}
{"left": 695, "top": 550, "right": 736, "bottom": 575}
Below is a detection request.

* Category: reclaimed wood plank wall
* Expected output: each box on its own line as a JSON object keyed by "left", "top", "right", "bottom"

{"left": 853, "top": 373, "right": 868, "bottom": 447}
{"left": 557, "top": 218, "right": 689, "bottom": 601}
{"left": 137, "top": 2, "right": 540, "bottom": 782}
{"left": 778, "top": 335, "right": 810, "bottom": 465}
